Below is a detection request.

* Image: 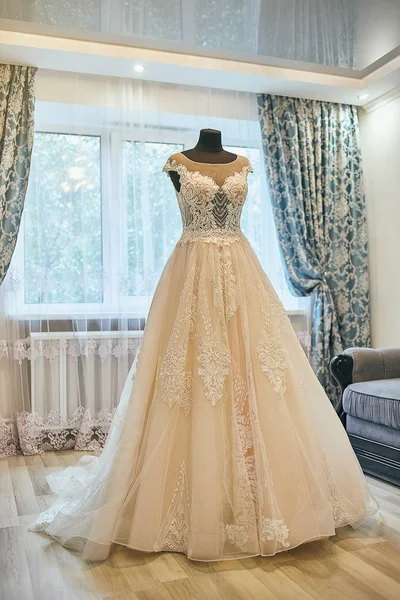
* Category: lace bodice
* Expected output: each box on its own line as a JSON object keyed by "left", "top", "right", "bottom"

{"left": 163, "top": 153, "right": 253, "bottom": 245}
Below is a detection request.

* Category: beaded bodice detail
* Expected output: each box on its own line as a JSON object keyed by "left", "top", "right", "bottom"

{"left": 163, "top": 153, "right": 253, "bottom": 245}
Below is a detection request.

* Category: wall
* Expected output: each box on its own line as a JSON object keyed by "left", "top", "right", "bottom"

{"left": 358, "top": 95, "right": 400, "bottom": 347}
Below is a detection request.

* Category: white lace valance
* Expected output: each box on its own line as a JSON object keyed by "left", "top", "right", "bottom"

{"left": 0, "top": 335, "right": 143, "bottom": 364}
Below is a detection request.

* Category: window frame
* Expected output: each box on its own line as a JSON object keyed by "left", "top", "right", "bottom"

{"left": 11, "top": 120, "right": 302, "bottom": 318}
{"left": 116, "top": 131, "right": 187, "bottom": 311}
{"left": 11, "top": 125, "right": 197, "bottom": 318}
{"left": 11, "top": 125, "right": 108, "bottom": 318}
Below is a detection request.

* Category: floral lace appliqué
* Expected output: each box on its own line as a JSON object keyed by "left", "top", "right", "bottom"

{"left": 220, "top": 365, "right": 257, "bottom": 553}
{"left": 159, "top": 342, "right": 192, "bottom": 417}
{"left": 260, "top": 517, "right": 290, "bottom": 548}
{"left": 257, "top": 329, "right": 288, "bottom": 395}
{"left": 222, "top": 247, "right": 238, "bottom": 320}
{"left": 154, "top": 461, "right": 190, "bottom": 553}
{"left": 223, "top": 524, "right": 250, "bottom": 549}
{"left": 324, "top": 457, "right": 372, "bottom": 527}
{"left": 197, "top": 332, "right": 230, "bottom": 406}
{"left": 163, "top": 158, "right": 252, "bottom": 246}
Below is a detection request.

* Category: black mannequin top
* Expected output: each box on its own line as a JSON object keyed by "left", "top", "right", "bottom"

{"left": 168, "top": 129, "right": 237, "bottom": 192}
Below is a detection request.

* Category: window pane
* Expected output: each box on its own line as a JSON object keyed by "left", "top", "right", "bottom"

{"left": 229, "top": 147, "right": 264, "bottom": 255}
{"left": 228, "top": 145, "right": 302, "bottom": 311}
{"left": 228, "top": 146, "right": 270, "bottom": 271}
{"left": 122, "top": 141, "right": 183, "bottom": 297}
{"left": 24, "top": 132, "right": 102, "bottom": 304}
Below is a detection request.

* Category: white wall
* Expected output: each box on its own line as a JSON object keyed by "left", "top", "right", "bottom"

{"left": 358, "top": 96, "right": 400, "bottom": 348}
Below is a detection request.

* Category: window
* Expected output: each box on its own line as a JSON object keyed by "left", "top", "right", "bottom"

{"left": 227, "top": 146, "right": 264, "bottom": 261}
{"left": 122, "top": 141, "right": 183, "bottom": 297}
{"left": 10, "top": 103, "right": 301, "bottom": 317}
{"left": 24, "top": 133, "right": 102, "bottom": 305}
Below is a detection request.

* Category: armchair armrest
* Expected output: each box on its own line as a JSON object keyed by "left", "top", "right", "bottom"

{"left": 330, "top": 347, "right": 400, "bottom": 424}
{"left": 330, "top": 353, "right": 354, "bottom": 391}
{"left": 330, "top": 354, "right": 354, "bottom": 424}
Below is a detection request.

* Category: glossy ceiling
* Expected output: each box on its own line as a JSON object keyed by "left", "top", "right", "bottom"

{"left": 1, "top": 0, "right": 399, "bottom": 72}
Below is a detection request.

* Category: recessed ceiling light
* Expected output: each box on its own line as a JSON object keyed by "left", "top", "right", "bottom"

{"left": 133, "top": 64, "right": 144, "bottom": 73}
{"left": 358, "top": 94, "right": 369, "bottom": 100}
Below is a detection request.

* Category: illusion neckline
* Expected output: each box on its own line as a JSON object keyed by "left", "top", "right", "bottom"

{"left": 178, "top": 152, "right": 239, "bottom": 166}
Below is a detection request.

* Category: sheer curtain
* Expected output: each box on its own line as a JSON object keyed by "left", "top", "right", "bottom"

{"left": 0, "top": 70, "right": 308, "bottom": 456}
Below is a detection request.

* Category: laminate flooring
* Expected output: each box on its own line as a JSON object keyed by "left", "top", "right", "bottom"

{"left": 1, "top": 451, "right": 400, "bottom": 600}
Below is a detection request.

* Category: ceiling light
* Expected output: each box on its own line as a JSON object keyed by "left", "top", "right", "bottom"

{"left": 358, "top": 94, "right": 369, "bottom": 100}
{"left": 133, "top": 64, "right": 144, "bottom": 73}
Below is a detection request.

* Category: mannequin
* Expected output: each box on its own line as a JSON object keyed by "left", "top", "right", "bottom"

{"left": 168, "top": 129, "right": 237, "bottom": 192}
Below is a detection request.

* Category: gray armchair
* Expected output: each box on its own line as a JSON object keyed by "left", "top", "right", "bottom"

{"left": 331, "top": 347, "right": 400, "bottom": 486}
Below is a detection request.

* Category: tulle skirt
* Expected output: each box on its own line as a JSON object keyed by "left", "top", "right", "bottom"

{"left": 30, "top": 235, "right": 378, "bottom": 561}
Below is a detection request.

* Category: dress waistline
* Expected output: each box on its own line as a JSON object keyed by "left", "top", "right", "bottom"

{"left": 178, "top": 230, "right": 245, "bottom": 246}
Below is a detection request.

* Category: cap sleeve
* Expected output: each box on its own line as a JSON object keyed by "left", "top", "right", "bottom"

{"left": 163, "top": 155, "right": 186, "bottom": 178}
{"left": 244, "top": 157, "right": 253, "bottom": 174}
{"left": 162, "top": 157, "right": 173, "bottom": 176}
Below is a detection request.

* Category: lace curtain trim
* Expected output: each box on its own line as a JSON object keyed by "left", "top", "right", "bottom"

{"left": 0, "top": 332, "right": 310, "bottom": 364}
{"left": 0, "top": 406, "right": 116, "bottom": 456}
{"left": 0, "top": 338, "right": 139, "bottom": 364}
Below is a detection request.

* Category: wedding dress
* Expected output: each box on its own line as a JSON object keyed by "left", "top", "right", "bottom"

{"left": 30, "top": 152, "right": 378, "bottom": 561}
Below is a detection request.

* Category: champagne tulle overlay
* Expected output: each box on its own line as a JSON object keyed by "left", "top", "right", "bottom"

{"left": 29, "top": 154, "right": 378, "bottom": 561}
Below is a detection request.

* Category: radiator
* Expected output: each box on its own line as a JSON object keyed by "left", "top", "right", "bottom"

{"left": 29, "top": 331, "right": 143, "bottom": 420}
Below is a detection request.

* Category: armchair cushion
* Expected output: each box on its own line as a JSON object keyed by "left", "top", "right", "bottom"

{"left": 346, "top": 415, "right": 400, "bottom": 450}
{"left": 343, "top": 378, "right": 400, "bottom": 429}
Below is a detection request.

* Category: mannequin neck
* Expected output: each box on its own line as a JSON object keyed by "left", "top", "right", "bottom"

{"left": 180, "top": 129, "right": 237, "bottom": 164}
{"left": 194, "top": 129, "right": 223, "bottom": 153}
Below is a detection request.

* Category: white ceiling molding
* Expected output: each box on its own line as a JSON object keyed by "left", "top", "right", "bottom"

{"left": 0, "top": 26, "right": 399, "bottom": 107}
{"left": 0, "top": 16, "right": 365, "bottom": 77}
{"left": 363, "top": 83, "right": 400, "bottom": 113}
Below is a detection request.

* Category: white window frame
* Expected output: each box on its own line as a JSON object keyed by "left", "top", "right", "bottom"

{"left": 12, "top": 125, "right": 108, "bottom": 318}
{"left": 11, "top": 124, "right": 195, "bottom": 318}
{"left": 11, "top": 113, "right": 300, "bottom": 318}
{"left": 116, "top": 128, "right": 188, "bottom": 313}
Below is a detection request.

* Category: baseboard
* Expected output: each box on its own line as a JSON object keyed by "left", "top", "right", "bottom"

{"left": 348, "top": 433, "right": 400, "bottom": 487}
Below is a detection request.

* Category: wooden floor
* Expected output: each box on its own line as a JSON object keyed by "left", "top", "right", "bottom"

{"left": 1, "top": 451, "right": 400, "bottom": 600}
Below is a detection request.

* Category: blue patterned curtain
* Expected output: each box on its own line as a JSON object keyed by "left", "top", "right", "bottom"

{"left": 0, "top": 64, "right": 36, "bottom": 287}
{"left": 258, "top": 94, "right": 370, "bottom": 406}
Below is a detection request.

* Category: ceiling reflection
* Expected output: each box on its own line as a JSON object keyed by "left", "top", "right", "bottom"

{"left": 1, "top": 0, "right": 399, "bottom": 71}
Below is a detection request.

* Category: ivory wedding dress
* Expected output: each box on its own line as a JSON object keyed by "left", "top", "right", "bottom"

{"left": 30, "top": 152, "right": 378, "bottom": 561}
